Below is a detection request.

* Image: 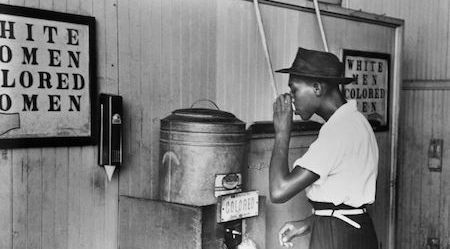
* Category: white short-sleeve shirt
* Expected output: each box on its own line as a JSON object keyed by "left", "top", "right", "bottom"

{"left": 293, "top": 100, "right": 379, "bottom": 207}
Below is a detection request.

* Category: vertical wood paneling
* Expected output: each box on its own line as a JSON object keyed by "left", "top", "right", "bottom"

{"left": 442, "top": 93, "right": 450, "bottom": 248}
{"left": 0, "top": 149, "right": 12, "bottom": 249}
{"left": 67, "top": 147, "right": 81, "bottom": 249}
{"left": 0, "top": 0, "right": 119, "bottom": 248}
{"left": 216, "top": 0, "right": 395, "bottom": 124}
{"left": 247, "top": 8, "right": 258, "bottom": 122}
{"left": 41, "top": 148, "right": 56, "bottom": 249}
{"left": 81, "top": 148, "right": 94, "bottom": 249}
{"left": 54, "top": 148, "right": 69, "bottom": 249}
{"left": 395, "top": 89, "right": 450, "bottom": 249}
{"left": 180, "top": 0, "right": 191, "bottom": 108}
{"left": 429, "top": 91, "right": 442, "bottom": 240}
{"left": 438, "top": 0, "right": 449, "bottom": 79}
{"left": 117, "top": 0, "right": 142, "bottom": 197}
{"left": 0, "top": 1, "right": 409, "bottom": 249}
{"left": 407, "top": 89, "right": 416, "bottom": 249}
{"left": 12, "top": 149, "right": 27, "bottom": 249}
{"left": 348, "top": 0, "right": 450, "bottom": 81}
{"left": 93, "top": 0, "right": 120, "bottom": 248}
{"left": 419, "top": 91, "right": 436, "bottom": 244}
{"left": 410, "top": 90, "right": 424, "bottom": 249}
{"left": 79, "top": 0, "right": 92, "bottom": 16}
{"left": 117, "top": 0, "right": 217, "bottom": 199}
{"left": 395, "top": 89, "right": 407, "bottom": 249}
{"left": 240, "top": 3, "right": 250, "bottom": 122}
{"left": 216, "top": 0, "right": 300, "bottom": 123}
{"left": 53, "top": 0, "right": 67, "bottom": 13}
{"left": 66, "top": 0, "right": 80, "bottom": 13}
{"left": 417, "top": 1, "right": 427, "bottom": 80}
{"left": 397, "top": 90, "right": 450, "bottom": 249}
{"left": 8, "top": 0, "right": 24, "bottom": 6}
{"left": 140, "top": 0, "right": 156, "bottom": 200}
{"left": 447, "top": 0, "right": 450, "bottom": 80}
{"left": 349, "top": 1, "right": 450, "bottom": 248}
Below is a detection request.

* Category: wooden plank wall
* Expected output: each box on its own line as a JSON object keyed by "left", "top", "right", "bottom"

{"left": 0, "top": 0, "right": 217, "bottom": 249}
{"left": 0, "top": 0, "right": 119, "bottom": 249}
{"left": 345, "top": 0, "right": 450, "bottom": 248}
{"left": 116, "top": 0, "right": 217, "bottom": 199}
{"left": 345, "top": 0, "right": 450, "bottom": 81}
{"left": 397, "top": 90, "right": 449, "bottom": 249}
{"left": 216, "top": 0, "right": 395, "bottom": 122}
{"left": 0, "top": 0, "right": 405, "bottom": 249}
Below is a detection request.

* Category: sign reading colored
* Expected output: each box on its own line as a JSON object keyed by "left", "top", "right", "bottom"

{"left": 0, "top": 5, "right": 95, "bottom": 147}
{"left": 342, "top": 50, "right": 390, "bottom": 131}
{"left": 217, "top": 191, "right": 259, "bottom": 223}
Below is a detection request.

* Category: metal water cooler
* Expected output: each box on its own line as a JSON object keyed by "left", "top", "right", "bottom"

{"left": 158, "top": 104, "right": 253, "bottom": 248}
{"left": 131, "top": 102, "right": 260, "bottom": 249}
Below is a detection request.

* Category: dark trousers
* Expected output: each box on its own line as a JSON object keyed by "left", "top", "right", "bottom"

{"left": 309, "top": 201, "right": 379, "bottom": 249}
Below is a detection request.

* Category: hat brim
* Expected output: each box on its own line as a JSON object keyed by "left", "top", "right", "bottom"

{"left": 275, "top": 68, "right": 354, "bottom": 85}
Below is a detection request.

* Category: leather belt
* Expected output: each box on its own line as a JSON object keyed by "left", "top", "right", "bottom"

{"left": 313, "top": 208, "right": 366, "bottom": 229}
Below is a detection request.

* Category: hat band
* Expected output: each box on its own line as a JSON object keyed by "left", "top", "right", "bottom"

{"left": 277, "top": 68, "right": 343, "bottom": 78}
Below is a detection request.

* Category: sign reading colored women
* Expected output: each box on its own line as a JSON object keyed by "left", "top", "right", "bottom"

{"left": 0, "top": 5, "right": 95, "bottom": 147}
{"left": 342, "top": 50, "right": 390, "bottom": 130}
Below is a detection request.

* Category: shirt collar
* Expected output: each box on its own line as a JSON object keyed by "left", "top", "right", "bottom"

{"left": 324, "top": 99, "right": 357, "bottom": 125}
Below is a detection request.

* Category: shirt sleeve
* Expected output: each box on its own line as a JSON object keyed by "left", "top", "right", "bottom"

{"left": 293, "top": 129, "right": 345, "bottom": 180}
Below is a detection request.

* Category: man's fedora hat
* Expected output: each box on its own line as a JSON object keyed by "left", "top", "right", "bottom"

{"left": 275, "top": 47, "right": 354, "bottom": 84}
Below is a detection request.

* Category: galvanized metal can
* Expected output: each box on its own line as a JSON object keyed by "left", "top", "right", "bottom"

{"left": 159, "top": 103, "right": 247, "bottom": 206}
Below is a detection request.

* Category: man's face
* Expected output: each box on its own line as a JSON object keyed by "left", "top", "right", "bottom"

{"left": 288, "top": 76, "right": 318, "bottom": 120}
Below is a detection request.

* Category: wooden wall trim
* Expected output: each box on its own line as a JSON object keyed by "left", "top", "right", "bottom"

{"left": 402, "top": 80, "right": 450, "bottom": 90}
{"left": 241, "top": 0, "right": 404, "bottom": 27}
{"left": 388, "top": 24, "right": 404, "bottom": 249}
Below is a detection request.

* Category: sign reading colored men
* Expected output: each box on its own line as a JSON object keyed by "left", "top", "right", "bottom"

{"left": 342, "top": 50, "right": 390, "bottom": 131}
{"left": 0, "top": 5, "right": 96, "bottom": 147}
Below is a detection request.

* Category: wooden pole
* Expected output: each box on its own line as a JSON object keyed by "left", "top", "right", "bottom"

{"left": 312, "top": 0, "right": 329, "bottom": 52}
{"left": 253, "top": 0, "right": 278, "bottom": 99}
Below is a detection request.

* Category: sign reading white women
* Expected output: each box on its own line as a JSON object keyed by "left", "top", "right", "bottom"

{"left": 0, "top": 5, "right": 95, "bottom": 147}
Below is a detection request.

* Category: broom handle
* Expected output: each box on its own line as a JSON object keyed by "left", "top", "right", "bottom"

{"left": 253, "top": 0, "right": 278, "bottom": 99}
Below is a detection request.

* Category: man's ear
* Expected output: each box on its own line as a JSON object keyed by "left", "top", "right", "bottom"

{"left": 312, "top": 82, "right": 323, "bottom": 96}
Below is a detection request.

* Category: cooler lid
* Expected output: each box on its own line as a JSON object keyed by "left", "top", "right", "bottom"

{"left": 165, "top": 108, "right": 244, "bottom": 124}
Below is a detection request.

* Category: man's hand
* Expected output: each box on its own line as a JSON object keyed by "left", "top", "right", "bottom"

{"left": 278, "top": 216, "right": 313, "bottom": 248}
{"left": 273, "top": 93, "right": 293, "bottom": 136}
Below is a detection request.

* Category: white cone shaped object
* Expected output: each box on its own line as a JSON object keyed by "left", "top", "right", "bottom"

{"left": 104, "top": 165, "right": 116, "bottom": 182}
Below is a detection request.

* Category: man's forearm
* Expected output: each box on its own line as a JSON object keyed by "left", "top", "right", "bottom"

{"left": 269, "top": 133, "right": 291, "bottom": 202}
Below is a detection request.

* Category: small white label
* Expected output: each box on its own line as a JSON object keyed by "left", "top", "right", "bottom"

{"left": 218, "top": 191, "right": 259, "bottom": 223}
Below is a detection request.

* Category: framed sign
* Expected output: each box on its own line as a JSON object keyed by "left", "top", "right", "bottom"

{"left": 342, "top": 49, "right": 390, "bottom": 131}
{"left": 0, "top": 4, "right": 96, "bottom": 148}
